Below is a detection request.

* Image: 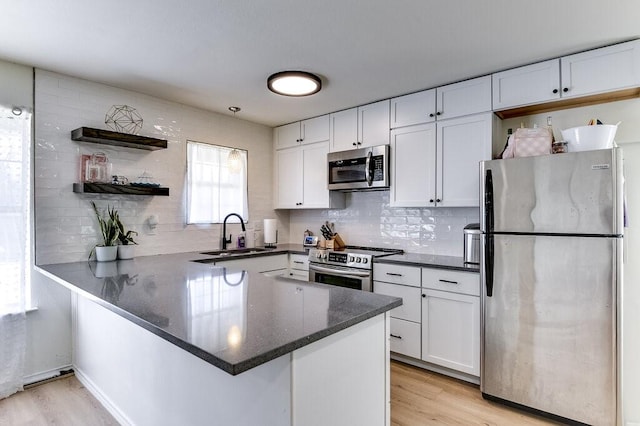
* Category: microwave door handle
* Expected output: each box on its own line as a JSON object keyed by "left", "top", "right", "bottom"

{"left": 365, "top": 150, "right": 373, "bottom": 186}
{"left": 309, "top": 264, "right": 371, "bottom": 277}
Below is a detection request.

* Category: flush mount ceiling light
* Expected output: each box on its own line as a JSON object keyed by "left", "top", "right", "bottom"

{"left": 267, "top": 71, "right": 321, "bottom": 97}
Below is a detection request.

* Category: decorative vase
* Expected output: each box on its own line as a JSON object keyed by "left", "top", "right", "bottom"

{"left": 117, "top": 245, "right": 135, "bottom": 260}
{"left": 95, "top": 246, "right": 118, "bottom": 262}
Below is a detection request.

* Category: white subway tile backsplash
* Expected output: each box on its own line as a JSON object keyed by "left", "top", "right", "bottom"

{"left": 289, "top": 191, "right": 478, "bottom": 257}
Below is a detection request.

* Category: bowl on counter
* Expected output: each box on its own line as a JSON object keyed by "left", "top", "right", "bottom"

{"left": 560, "top": 124, "right": 618, "bottom": 152}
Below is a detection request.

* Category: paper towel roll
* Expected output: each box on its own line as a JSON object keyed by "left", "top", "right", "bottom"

{"left": 264, "top": 219, "right": 277, "bottom": 246}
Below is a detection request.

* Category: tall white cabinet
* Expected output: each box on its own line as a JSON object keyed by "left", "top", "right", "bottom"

{"left": 389, "top": 76, "right": 493, "bottom": 207}
{"left": 274, "top": 114, "right": 345, "bottom": 209}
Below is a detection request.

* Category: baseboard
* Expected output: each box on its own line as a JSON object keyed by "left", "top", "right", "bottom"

{"left": 74, "top": 367, "right": 134, "bottom": 426}
{"left": 23, "top": 365, "right": 73, "bottom": 386}
{"left": 391, "top": 353, "right": 480, "bottom": 385}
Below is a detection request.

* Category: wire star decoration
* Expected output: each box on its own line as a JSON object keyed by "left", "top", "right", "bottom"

{"left": 105, "top": 105, "right": 143, "bottom": 134}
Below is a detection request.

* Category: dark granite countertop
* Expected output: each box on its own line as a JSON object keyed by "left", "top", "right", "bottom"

{"left": 37, "top": 251, "right": 401, "bottom": 376}
{"left": 375, "top": 252, "right": 480, "bottom": 273}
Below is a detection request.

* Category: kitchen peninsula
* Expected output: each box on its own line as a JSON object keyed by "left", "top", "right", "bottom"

{"left": 37, "top": 252, "right": 401, "bottom": 426}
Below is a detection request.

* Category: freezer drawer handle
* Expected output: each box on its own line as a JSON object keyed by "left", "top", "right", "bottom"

{"left": 386, "top": 272, "right": 403, "bottom": 277}
{"left": 438, "top": 279, "right": 458, "bottom": 285}
{"left": 390, "top": 334, "right": 403, "bottom": 339}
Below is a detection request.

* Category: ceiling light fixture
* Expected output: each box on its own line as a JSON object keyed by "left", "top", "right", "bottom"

{"left": 267, "top": 71, "right": 321, "bottom": 97}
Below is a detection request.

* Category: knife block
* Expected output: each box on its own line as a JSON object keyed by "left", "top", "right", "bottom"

{"left": 326, "top": 233, "right": 345, "bottom": 250}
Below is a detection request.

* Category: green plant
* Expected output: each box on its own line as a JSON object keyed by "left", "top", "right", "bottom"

{"left": 113, "top": 211, "right": 138, "bottom": 245}
{"left": 89, "top": 202, "right": 120, "bottom": 260}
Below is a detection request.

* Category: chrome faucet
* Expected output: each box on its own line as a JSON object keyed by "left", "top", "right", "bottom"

{"left": 222, "top": 213, "right": 246, "bottom": 250}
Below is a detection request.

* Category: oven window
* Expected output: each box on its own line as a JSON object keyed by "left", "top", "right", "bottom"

{"left": 313, "top": 272, "right": 362, "bottom": 290}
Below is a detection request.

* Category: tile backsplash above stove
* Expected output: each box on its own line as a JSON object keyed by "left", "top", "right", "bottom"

{"left": 289, "top": 191, "right": 478, "bottom": 257}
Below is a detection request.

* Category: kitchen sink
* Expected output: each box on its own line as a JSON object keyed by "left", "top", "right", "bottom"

{"left": 200, "top": 248, "right": 270, "bottom": 257}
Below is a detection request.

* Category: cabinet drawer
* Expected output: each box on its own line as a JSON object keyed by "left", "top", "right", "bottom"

{"left": 286, "top": 269, "right": 310, "bottom": 281}
{"left": 289, "top": 253, "right": 309, "bottom": 270}
{"left": 389, "top": 317, "right": 421, "bottom": 359}
{"left": 421, "top": 268, "right": 479, "bottom": 296}
{"left": 373, "top": 263, "right": 420, "bottom": 287}
{"left": 373, "top": 281, "right": 420, "bottom": 323}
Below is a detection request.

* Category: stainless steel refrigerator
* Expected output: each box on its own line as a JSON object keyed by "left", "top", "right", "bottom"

{"left": 480, "top": 148, "right": 623, "bottom": 426}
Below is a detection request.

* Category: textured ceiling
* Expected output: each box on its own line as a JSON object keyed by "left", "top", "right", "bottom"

{"left": 1, "top": 0, "right": 639, "bottom": 127}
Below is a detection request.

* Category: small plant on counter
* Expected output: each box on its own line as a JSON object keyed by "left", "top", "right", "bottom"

{"left": 90, "top": 201, "right": 120, "bottom": 261}
{"left": 114, "top": 211, "right": 138, "bottom": 246}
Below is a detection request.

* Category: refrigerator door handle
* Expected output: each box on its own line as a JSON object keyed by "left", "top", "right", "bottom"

{"left": 485, "top": 234, "right": 494, "bottom": 297}
{"left": 484, "top": 169, "right": 494, "bottom": 297}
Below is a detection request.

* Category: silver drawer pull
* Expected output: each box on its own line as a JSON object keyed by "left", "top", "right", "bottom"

{"left": 390, "top": 334, "right": 403, "bottom": 339}
{"left": 293, "top": 261, "right": 304, "bottom": 264}
{"left": 439, "top": 279, "right": 458, "bottom": 285}
{"left": 386, "top": 272, "right": 403, "bottom": 277}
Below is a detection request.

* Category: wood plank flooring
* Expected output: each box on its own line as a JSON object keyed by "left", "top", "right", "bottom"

{"left": 391, "top": 361, "right": 561, "bottom": 426}
{"left": 0, "top": 375, "right": 117, "bottom": 425}
{"left": 0, "top": 362, "right": 561, "bottom": 425}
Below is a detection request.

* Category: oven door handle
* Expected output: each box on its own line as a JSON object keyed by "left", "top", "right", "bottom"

{"left": 309, "top": 264, "right": 371, "bottom": 277}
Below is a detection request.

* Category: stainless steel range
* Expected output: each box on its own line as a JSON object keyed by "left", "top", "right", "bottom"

{"left": 308, "top": 246, "right": 403, "bottom": 291}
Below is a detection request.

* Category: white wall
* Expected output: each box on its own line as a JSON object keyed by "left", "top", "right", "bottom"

{"left": 34, "top": 70, "right": 286, "bottom": 265}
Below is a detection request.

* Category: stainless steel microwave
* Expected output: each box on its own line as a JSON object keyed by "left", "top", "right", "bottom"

{"left": 327, "top": 144, "right": 390, "bottom": 191}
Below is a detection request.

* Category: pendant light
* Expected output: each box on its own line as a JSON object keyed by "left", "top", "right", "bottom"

{"left": 227, "top": 149, "right": 243, "bottom": 174}
{"left": 267, "top": 71, "right": 321, "bottom": 97}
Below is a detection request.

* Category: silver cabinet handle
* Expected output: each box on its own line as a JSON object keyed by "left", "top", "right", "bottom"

{"left": 439, "top": 279, "right": 458, "bottom": 285}
{"left": 386, "top": 272, "right": 403, "bottom": 277}
{"left": 390, "top": 334, "right": 402, "bottom": 339}
{"left": 293, "top": 261, "right": 304, "bottom": 264}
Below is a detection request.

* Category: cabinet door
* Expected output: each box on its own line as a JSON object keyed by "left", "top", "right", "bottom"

{"left": 275, "top": 122, "right": 301, "bottom": 150}
{"left": 492, "top": 59, "right": 560, "bottom": 110}
{"left": 561, "top": 39, "right": 640, "bottom": 99}
{"left": 421, "top": 289, "right": 480, "bottom": 376}
{"left": 275, "top": 147, "right": 303, "bottom": 208}
{"left": 301, "top": 141, "right": 330, "bottom": 208}
{"left": 301, "top": 114, "right": 330, "bottom": 145}
{"left": 437, "top": 75, "right": 492, "bottom": 119}
{"left": 436, "top": 113, "right": 492, "bottom": 207}
{"left": 390, "top": 123, "right": 436, "bottom": 207}
{"left": 358, "top": 100, "right": 390, "bottom": 148}
{"left": 390, "top": 89, "right": 436, "bottom": 128}
{"left": 390, "top": 318, "right": 421, "bottom": 359}
{"left": 329, "top": 108, "right": 358, "bottom": 152}
{"left": 373, "top": 281, "right": 421, "bottom": 322}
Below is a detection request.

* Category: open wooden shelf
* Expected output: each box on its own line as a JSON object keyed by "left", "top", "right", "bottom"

{"left": 493, "top": 87, "right": 640, "bottom": 120}
{"left": 73, "top": 182, "right": 170, "bottom": 196}
{"left": 71, "top": 127, "right": 167, "bottom": 150}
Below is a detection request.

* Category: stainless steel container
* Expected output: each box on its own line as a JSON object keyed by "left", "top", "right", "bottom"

{"left": 463, "top": 223, "right": 480, "bottom": 264}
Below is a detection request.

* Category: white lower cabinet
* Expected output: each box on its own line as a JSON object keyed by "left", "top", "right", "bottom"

{"left": 287, "top": 253, "right": 310, "bottom": 281}
{"left": 389, "top": 317, "right": 421, "bottom": 359}
{"left": 421, "top": 268, "right": 480, "bottom": 377}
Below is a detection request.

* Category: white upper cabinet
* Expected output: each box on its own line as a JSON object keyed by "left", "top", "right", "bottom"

{"left": 493, "top": 39, "right": 640, "bottom": 111}
{"left": 390, "top": 76, "right": 491, "bottom": 129}
{"left": 330, "top": 100, "right": 390, "bottom": 152}
{"left": 436, "top": 76, "right": 492, "bottom": 120}
{"left": 492, "top": 59, "right": 561, "bottom": 110}
{"left": 390, "top": 113, "right": 492, "bottom": 208}
{"left": 390, "top": 89, "right": 436, "bottom": 128}
{"left": 561, "top": 39, "right": 640, "bottom": 99}
{"left": 275, "top": 114, "right": 330, "bottom": 150}
{"left": 274, "top": 140, "right": 345, "bottom": 210}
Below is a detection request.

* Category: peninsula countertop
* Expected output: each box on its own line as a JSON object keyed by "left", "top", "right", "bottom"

{"left": 37, "top": 251, "right": 401, "bottom": 376}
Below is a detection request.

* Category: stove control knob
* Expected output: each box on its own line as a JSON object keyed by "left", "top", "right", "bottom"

{"left": 316, "top": 252, "right": 323, "bottom": 259}
{"left": 356, "top": 257, "right": 361, "bottom": 263}
{"left": 362, "top": 258, "right": 368, "bottom": 264}
{"left": 321, "top": 252, "right": 327, "bottom": 260}
{"left": 349, "top": 256, "right": 355, "bottom": 262}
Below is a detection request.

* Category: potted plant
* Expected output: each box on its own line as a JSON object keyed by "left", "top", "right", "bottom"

{"left": 90, "top": 201, "right": 120, "bottom": 262}
{"left": 114, "top": 211, "right": 138, "bottom": 260}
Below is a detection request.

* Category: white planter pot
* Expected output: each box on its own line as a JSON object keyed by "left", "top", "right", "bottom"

{"left": 118, "top": 245, "right": 135, "bottom": 260}
{"left": 95, "top": 246, "right": 118, "bottom": 262}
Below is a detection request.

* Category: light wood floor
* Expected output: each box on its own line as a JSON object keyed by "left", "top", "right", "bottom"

{"left": 0, "top": 362, "right": 560, "bottom": 425}
{"left": 391, "top": 361, "right": 561, "bottom": 426}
